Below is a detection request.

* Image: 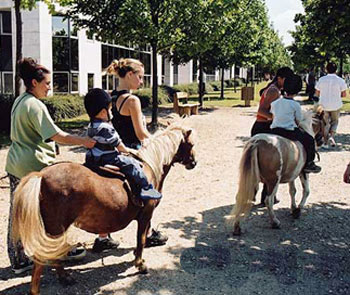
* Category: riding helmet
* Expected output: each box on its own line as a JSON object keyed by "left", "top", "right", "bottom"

{"left": 84, "top": 88, "right": 112, "bottom": 118}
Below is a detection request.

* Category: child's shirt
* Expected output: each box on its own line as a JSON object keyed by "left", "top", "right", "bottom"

{"left": 86, "top": 120, "right": 121, "bottom": 163}
{"left": 270, "top": 97, "right": 302, "bottom": 131}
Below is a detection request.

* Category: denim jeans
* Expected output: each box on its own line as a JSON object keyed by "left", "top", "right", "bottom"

{"left": 7, "top": 174, "right": 27, "bottom": 268}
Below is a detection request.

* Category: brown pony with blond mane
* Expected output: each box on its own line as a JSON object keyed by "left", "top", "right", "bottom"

{"left": 11, "top": 121, "right": 197, "bottom": 295}
{"left": 229, "top": 110, "right": 323, "bottom": 235}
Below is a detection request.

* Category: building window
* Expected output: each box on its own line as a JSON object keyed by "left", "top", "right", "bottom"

{"left": 53, "top": 72, "right": 69, "bottom": 93}
{"left": 88, "top": 73, "right": 94, "bottom": 90}
{"left": 52, "top": 15, "right": 79, "bottom": 93}
{"left": 0, "top": 11, "right": 12, "bottom": 94}
{"left": 101, "top": 43, "right": 151, "bottom": 90}
{"left": 102, "top": 75, "right": 107, "bottom": 90}
{"left": 71, "top": 73, "right": 79, "bottom": 92}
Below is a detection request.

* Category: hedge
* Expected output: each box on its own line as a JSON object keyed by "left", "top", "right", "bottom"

{"left": 0, "top": 94, "right": 85, "bottom": 133}
{"left": 208, "top": 78, "right": 245, "bottom": 91}
{"left": 134, "top": 87, "right": 170, "bottom": 107}
{"left": 0, "top": 94, "right": 15, "bottom": 133}
{"left": 161, "top": 82, "right": 214, "bottom": 101}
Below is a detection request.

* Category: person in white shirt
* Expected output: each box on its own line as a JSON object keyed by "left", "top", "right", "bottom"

{"left": 315, "top": 62, "right": 347, "bottom": 146}
{"left": 270, "top": 74, "right": 321, "bottom": 174}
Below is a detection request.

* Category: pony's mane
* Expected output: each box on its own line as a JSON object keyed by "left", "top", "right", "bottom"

{"left": 299, "top": 110, "right": 314, "bottom": 136}
{"left": 135, "top": 119, "right": 191, "bottom": 184}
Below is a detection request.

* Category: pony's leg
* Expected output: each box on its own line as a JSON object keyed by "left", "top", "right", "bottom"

{"left": 135, "top": 203, "right": 154, "bottom": 274}
{"left": 265, "top": 181, "right": 281, "bottom": 229}
{"left": 289, "top": 181, "right": 297, "bottom": 211}
{"left": 55, "top": 263, "right": 76, "bottom": 286}
{"left": 30, "top": 262, "right": 44, "bottom": 295}
{"left": 292, "top": 173, "right": 310, "bottom": 219}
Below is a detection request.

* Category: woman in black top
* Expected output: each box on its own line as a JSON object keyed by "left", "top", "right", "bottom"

{"left": 106, "top": 58, "right": 168, "bottom": 247}
{"left": 107, "top": 58, "right": 150, "bottom": 149}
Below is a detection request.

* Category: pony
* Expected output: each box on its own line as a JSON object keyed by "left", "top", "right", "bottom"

{"left": 11, "top": 121, "right": 197, "bottom": 295}
{"left": 229, "top": 110, "right": 322, "bottom": 235}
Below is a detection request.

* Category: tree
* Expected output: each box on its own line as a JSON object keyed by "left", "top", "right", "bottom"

{"left": 291, "top": 0, "right": 350, "bottom": 75}
{"left": 62, "top": 0, "right": 198, "bottom": 126}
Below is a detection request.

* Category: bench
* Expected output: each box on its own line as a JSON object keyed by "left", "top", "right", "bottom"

{"left": 173, "top": 92, "right": 200, "bottom": 116}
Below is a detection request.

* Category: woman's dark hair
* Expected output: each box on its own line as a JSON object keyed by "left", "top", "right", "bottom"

{"left": 283, "top": 74, "right": 302, "bottom": 95}
{"left": 18, "top": 58, "right": 50, "bottom": 90}
{"left": 259, "top": 66, "right": 294, "bottom": 96}
{"left": 326, "top": 62, "right": 337, "bottom": 74}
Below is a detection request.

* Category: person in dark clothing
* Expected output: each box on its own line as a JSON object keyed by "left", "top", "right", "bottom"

{"left": 306, "top": 68, "right": 316, "bottom": 101}
{"left": 106, "top": 58, "right": 168, "bottom": 247}
{"left": 251, "top": 67, "right": 294, "bottom": 205}
{"left": 270, "top": 74, "right": 321, "bottom": 173}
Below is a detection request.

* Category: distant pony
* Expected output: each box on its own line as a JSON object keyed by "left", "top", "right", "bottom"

{"left": 230, "top": 110, "right": 323, "bottom": 235}
{"left": 12, "top": 120, "right": 197, "bottom": 295}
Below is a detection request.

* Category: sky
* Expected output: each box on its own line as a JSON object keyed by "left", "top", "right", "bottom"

{"left": 265, "top": 0, "right": 304, "bottom": 46}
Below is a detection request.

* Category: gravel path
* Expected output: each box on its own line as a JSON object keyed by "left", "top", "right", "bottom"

{"left": 0, "top": 106, "right": 350, "bottom": 295}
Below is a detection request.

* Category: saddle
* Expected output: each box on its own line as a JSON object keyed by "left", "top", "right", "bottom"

{"left": 83, "top": 162, "right": 144, "bottom": 208}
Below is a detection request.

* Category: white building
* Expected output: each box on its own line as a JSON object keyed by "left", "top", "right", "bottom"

{"left": 0, "top": 2, "right": 247, "bottom": 95}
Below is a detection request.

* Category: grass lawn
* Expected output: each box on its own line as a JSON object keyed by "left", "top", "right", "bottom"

{"left": 1, "top": 83, "right": 350, "bottom": 148}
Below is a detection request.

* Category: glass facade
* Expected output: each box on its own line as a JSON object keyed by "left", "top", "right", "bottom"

{"left": 101, "top": 44, "right": 151, "bottom": 91}
{"left": 52, "top": 15, "right": 79, "bottom": 93}
{"left": 88, "top": 73, "right": 94, "bottom": 90}
{"left": 0, "top": 11, "right": 13, "bottom": 94}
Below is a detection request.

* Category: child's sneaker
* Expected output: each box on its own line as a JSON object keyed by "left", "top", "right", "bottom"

{"left": 92, "top": 235, "right": 120, "bottom": 253}
{"left": 140, "top": 185, "right": 162, "bottom": 200}
{"left": 12, "top": 258, "right": 33, "bottom": 274}
{"left": 145, "top": 229, "right": 168, "bottom": 247}
{"left": 61, "top": 247, "right": 86, "bottom": 261}
{"left": 304, "top": 162, "right": 322, "bottom": 173}
{"left": 328, "top": 136, "right": 336, "bottom": 147}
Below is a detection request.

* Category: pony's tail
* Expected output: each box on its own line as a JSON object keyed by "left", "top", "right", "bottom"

{"left": 228, "top": 141, "right": 260, "bottom": 226}
{"left": 11, "top": 173, "right": 72, "bottom": 264}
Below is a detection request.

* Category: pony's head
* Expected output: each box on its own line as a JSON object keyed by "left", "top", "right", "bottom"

{"left": 300, "top": 108, "right": 326, "bottom": 147}
{"left": 173, "top": 128, "right": 197, "bottom": 170}
{"left": 299, "top": 110, "right": 314, "bottom": 137}
{"left": 136, "top": 118, "right": 197, "bottom": 184}
{"left": 312, "top": 105, "right": 327, "bottom": 147}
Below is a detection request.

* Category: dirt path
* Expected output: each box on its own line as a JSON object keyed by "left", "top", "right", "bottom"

{"left": 1, "top": 106, "right": 350, "bottom": 295}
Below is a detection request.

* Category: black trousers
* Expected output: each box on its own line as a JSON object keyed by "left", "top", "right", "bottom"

{"left": 251, "top": 121, "right": 272, "bottom": 137}
{"left": 251, "top": 120, "right": 274, "bottom": 204}
{"left": 271, "top": 127, "right": 316, "bottom": 163}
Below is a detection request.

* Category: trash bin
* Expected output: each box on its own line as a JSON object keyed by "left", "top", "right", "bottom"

{"left": 241, "top": 86, "right": 254, "bottom": 107}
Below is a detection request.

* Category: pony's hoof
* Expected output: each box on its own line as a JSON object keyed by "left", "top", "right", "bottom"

{"left": 58, "top": 274, "right": 76, "bottom": 286}
{"left": 138, "top": 264, "right": 148, "bottom": 274}
{"left": 292, "top": 208, "right": 301, "bottom": 219}
{"left": 271, "top": 221, "right": 281, "bottom": 229}
{"left": 232, "top": 227, "right": 241, "bottom": 236}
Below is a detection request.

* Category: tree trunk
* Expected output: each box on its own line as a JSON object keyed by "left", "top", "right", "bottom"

{"left": 339, "top": 54, "right": 344, "bottom": 77}
{"left": 151, "top": 43, "right": 158, "bottom": 127}
{"left": 14, "top": 0, "right": 22, "bottom": 97}
{"left": 220, "top": 67, "right": 224, "bottom": 100}
{"left": 198, "top": 58, "right": 204, "bottom": 107}
{"left": 250, "top": 66, "right": 254, "bottom": 86}
{"left": 233, "top": 65, "right": 237, "bottom": 93}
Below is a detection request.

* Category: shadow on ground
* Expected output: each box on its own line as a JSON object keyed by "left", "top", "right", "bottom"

{"left": 2, "top": 202, "right": 349, "bottom": 295}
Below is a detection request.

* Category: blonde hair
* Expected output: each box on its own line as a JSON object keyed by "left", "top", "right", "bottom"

{"left": 106, "top": 58, "right": 144, "bottom": 78}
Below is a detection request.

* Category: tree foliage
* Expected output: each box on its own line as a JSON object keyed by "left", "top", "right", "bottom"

{"left": 60, "top": 0, "right": 199, "bottom": 125}
{"left": 290, "top": 0, "right": 350, "bottom": 73}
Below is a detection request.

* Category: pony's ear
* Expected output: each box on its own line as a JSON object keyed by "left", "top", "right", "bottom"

{"left": 185, "top": 129, "right": 192, "bottom": 139}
